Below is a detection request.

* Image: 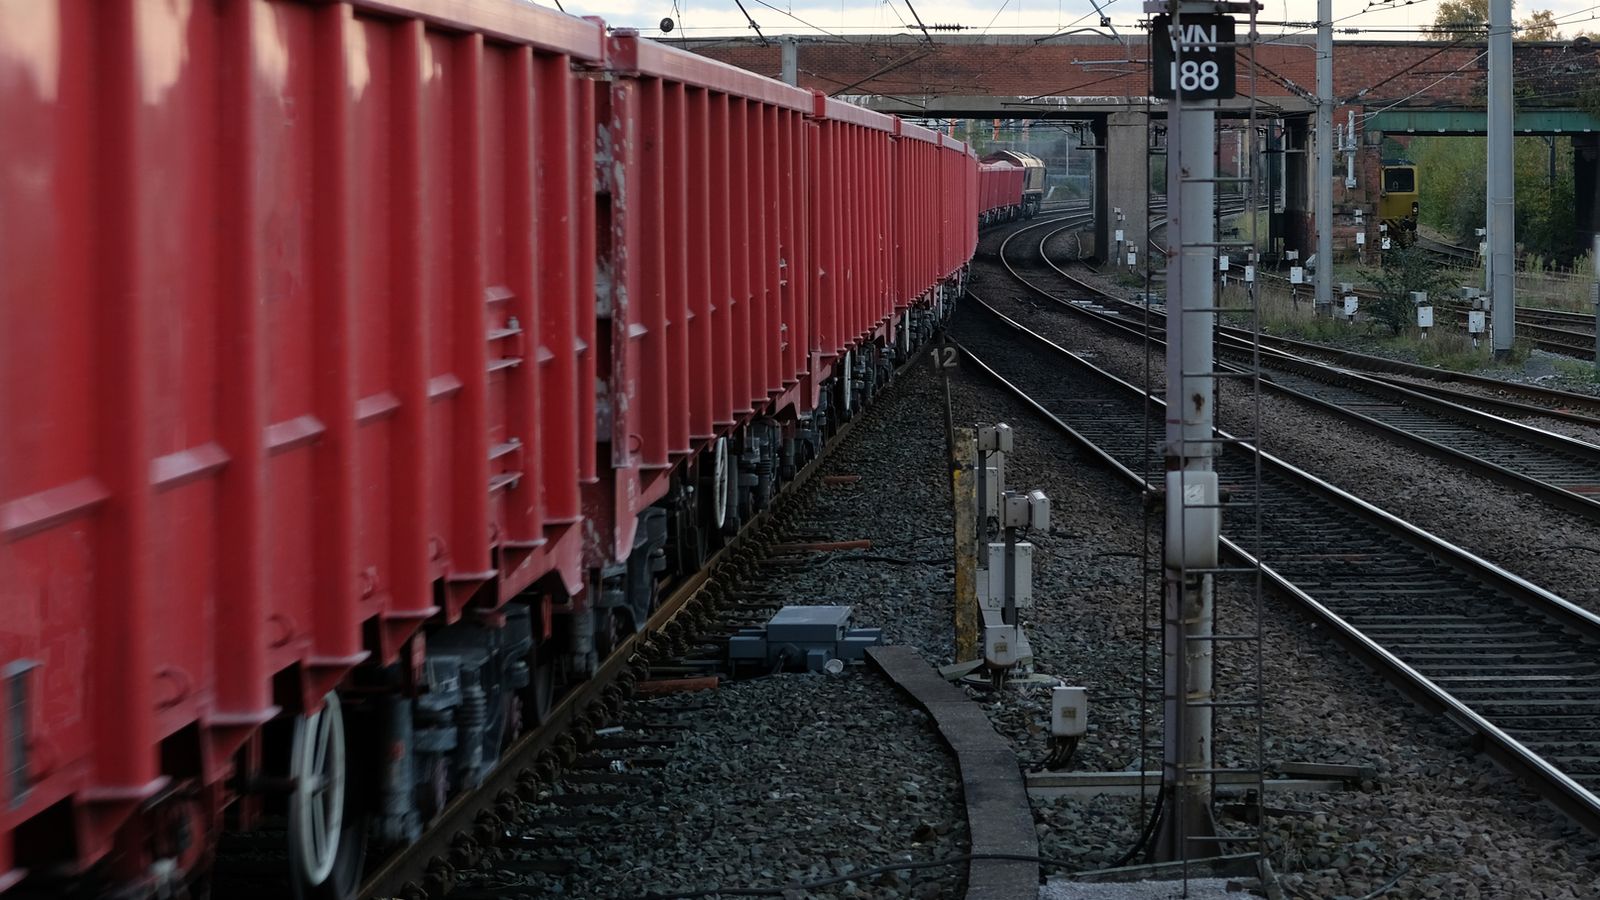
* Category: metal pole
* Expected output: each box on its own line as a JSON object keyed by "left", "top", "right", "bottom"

{"left": 1592, "top": 235, "right": 1599, "bottom": 374}
{"left": 1158, "top": 83, "right": 1218, "bottom": 863}
{"left": 1488, "top": 0, "right": 1516, "bottom": 357}
{"left": 951, "top": 428, "right": 980, "bottom": 662}
{"left": 1003, "top": 517, "right": 1018, "bottom": 627}
{"left": 780, "top": 38, "right": 799, "bottom": 86}
{"left": 1314, "top": 0, "right": 1333, "bottom": 314}
{"left": 976, "top": 449, "right": 989, "bottom": 546}
{"left": 1236, "top": 128, "right": 1244, "bottom": 183}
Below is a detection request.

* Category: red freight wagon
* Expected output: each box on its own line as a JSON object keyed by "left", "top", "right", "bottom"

{"left": 891, "top": 120, "right": 975, "bottom": 353}
{"left": 0, "top": 2, "right": 976, "bottom": 897}
{"left": 979, "top": 160, "right": 1026, "bottom": 224}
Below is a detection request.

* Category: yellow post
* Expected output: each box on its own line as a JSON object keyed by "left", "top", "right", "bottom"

{"left": 951, "top": 426, "right": 979, "bottom": 662}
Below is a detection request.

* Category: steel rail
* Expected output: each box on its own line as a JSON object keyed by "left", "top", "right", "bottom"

{"left": 1208, "top": 321, "right": 1600, "bottom": 421}
{"left": 359, "top": 348, "right": 925, "bottom": 900}
{"left": 1012, "top": 222, "right": 1600, "bottom": 521}
{"left": 1016, "top": 211, "right": 1600, "bottom": 425}
{"left": 1251, "top": 267, "right": 1598, "bottom": 361}
{"left": 1021, "top": 233, "right": 1600, "bottom": 521}
{"left": 953, "top": 291, "right": 1600, "bottom": 836}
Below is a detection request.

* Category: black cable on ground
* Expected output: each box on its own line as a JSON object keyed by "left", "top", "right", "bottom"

{"left": 1111, "top": 783, "right": 1164, "bottom": 869}
{"left": 1536, "top": 544, "right": 1600, "bottom": 556}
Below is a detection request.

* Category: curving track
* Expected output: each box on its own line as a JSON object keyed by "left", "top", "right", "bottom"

{"left": 1262, "top": 244, "right": 1598, "bottom": 361}
{"left": 1000, "top": 218, "right": 1600, "bottom": 524}
{"left": 951, "top": 285, "right": 1600, "bottom": 837}
{"left": 1004, "top": 214, "right": 1600, "bottom": 423}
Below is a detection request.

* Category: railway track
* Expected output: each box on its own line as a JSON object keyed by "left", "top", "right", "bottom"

{"left": 1006, "top": 220, "right": 1600, "bottom": 522}
{"left": 951, "top": 292, "right": 1600, "bottom": 836}
{"left": 1415, "top": 235, "right": 1480, "bottom": 268}
{"left": 1159, "top": 318, "right": 1600, "bottom": 428}
{"left": 1255, "top": 254, "right": 1598, "bottom": 361}
{"left": 1008, "top": 215, "right": 1600, "bottom": 427}
{"left": 355, "top": 359, "right": 921, "bottom": 900}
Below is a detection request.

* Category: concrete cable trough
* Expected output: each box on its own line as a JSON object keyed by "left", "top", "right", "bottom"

{"left": 866, "top": 645, "right": 1040, "bottom": 900}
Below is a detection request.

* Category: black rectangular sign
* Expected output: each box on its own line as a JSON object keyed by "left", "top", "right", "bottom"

{"left": 1150, "top": 14, "right": 1236, "bottom": 100}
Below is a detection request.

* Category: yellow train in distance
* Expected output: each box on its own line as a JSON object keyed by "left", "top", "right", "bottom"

{"left": 1378, "top": 159, "right": 1419, "bottom": 243}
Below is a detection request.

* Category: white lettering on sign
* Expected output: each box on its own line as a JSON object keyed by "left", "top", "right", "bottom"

{"left": 1152, "top": 14, "right": 1235, "bottom": 99}
{"left": 1169, "top": 25, "right": 1221, "bottom": 91}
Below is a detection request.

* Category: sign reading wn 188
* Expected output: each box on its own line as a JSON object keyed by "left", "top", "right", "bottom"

{"left": 1151, "top": 14, "right": 1236, "bottom": 100}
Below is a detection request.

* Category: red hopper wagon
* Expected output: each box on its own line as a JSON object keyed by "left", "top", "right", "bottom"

{"left": 0, "top": 1, "right": 978, "bottom": 896}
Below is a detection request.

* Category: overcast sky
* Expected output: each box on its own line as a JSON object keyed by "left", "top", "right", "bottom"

{"left": 523, "top": 0, "right": 1599, "bottom": 42}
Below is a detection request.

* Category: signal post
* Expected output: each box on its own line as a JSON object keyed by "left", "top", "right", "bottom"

{"left": 1148, "top": 0, "right": 1253, "bottom": 862}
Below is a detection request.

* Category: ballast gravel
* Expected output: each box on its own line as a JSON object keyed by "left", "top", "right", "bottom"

{"left": 973, "top": 263, "right": 1600, "bottom": 619}
{"left": 468, "top": 671, "right": 967, "bottom": 899}
{"left": 940, "top": 356, "right": 1600, "bottom": 899}
{"left": 455, "top": 372, "right": 972, "bottom": 900}
{"left": 453, "top": 222, "right": 1600, "bottom": 899}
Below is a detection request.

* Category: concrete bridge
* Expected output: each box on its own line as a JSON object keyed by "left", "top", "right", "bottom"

{"left": 690, "top": 35, "right": 1600, "bottom": 256}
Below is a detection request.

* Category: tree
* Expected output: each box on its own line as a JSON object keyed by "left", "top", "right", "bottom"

{"left": 1519, "top": 9, "right": 1562, "bottom": 39}
{"left": 1431, "top": 0, "right": 1488, "bottom": 39}
{"left": 1409, "top": 134, "right": 1579, "bottom": 258}
{"left": 1429, "top": 0, "right": 1564, "bottom": 40}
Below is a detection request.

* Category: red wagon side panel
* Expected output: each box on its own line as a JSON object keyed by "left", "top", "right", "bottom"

{"left": 593, "top": 34, "right": 816, "bottom": 560}
{"left": 0, "top": 6, "right": 974, "bottom": 890}
{"left": 0, "top": 0, "right": 604, "bottom": 879}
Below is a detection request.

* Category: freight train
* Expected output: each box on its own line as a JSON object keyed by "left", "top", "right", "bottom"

{"left": 979, "top": 159, "right": 1027, "bottom": 224}
{"left": 983, "top": 150, "right": 1048, "bottom": 217}
{"left": 0, "top": 3, "right": 983, "bottom": 899}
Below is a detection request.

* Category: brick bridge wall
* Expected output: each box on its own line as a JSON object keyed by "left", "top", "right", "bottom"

{"left": 691, "top": 35, "right": 1593, "bottom": 109}
{"left": 692, "top": 36, "right": 1597, "bottom": 256}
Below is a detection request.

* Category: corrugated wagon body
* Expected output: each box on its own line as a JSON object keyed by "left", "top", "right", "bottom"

{"left": 589, "top": 34, "right": 817, "bottom": 570}
{"left": 895, "top": 121, "right": 958, "bottom": 313}
{"left": 979, "top": 160, "right": 1025, "bottom": 223}
{"left": 0, "top": 2, "right": 977, "bottom": 896}
{"left": 0, "top": 0, "right": 605, "bottom": 890}
{"left": 808, "top": 96, "right": 892, "bottom": 360}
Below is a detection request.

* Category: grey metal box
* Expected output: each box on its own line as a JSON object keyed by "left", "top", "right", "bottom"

{"left": 727, "top": 635, "right": 767, "bottom": 660}
{"left": 766, "top": 605, "right": 851, "bottom": 644}
{"left": 838, "top": 635, "right": 878, "bottom": 661}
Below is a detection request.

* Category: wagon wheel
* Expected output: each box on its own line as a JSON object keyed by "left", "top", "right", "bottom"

{"left": 526, "top": 642, "right": 556, "bottom": 727}
{"left": 705, "top": 437, "right": 737, "bottom": 538}
{"left": 720, "top": 441, "right": 743, "bottom": 538}
{"left": 289, "top": 692, "right": 367, "bottom": 900}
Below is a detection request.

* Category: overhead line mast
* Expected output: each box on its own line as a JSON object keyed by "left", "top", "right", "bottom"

{"left": 1488, "top": 0, "right": 1516, "bottom": 356}
{"left": 1315, "top": 0, "right": 1333, "bottom": 315}
{"left": 1146, "top": 0, "right": 1265, "bottom": 871}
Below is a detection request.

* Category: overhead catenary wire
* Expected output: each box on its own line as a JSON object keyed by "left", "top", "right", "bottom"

{"left": 633, "top": 21, "right": 1493, "bottom": 36}
{"left": 903, "top": 0, "right": 937, "bottom": 44}
{"left": 747, "top": 0, "right": 852, "bottom": 41}
{"left": 1357, "top": 49, "right": 1488, "bottom": 118}
{"left": 826, "top": 47, "right": 932, "bottom": 96}
{"left": 1340, "top": 33, "right": 1473, "bottom": 103}
{"left": 1258, "top": 0, "right": 1448, "bottom": 45}
{"left": 732, "top": 0, "right": 771, "bottom": 44}
{"left": 980, "top": 0, "right": 1014, "bottom": 33}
